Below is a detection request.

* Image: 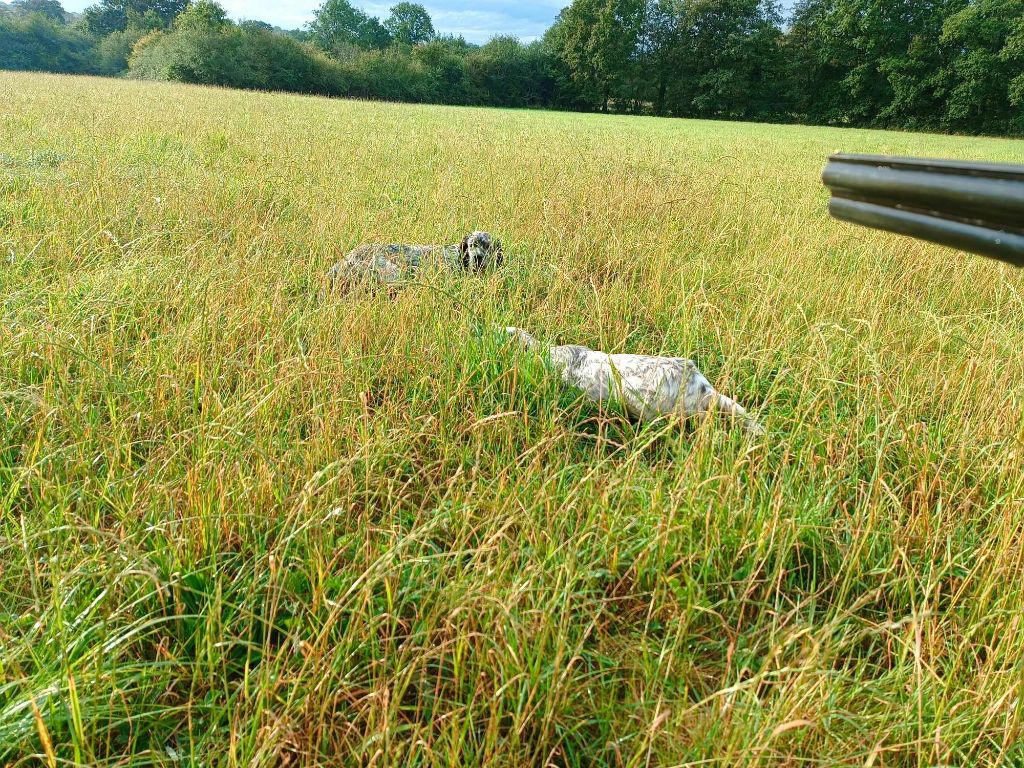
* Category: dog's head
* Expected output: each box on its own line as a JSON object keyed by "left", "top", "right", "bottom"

{"left": 460, "top": 231, "right": 503, "bottom": 273}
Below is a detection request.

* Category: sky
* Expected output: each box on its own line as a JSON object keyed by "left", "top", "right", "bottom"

{"left": 58, "top": 0, "right": 568, "bottom": 43}
{"left": 57, "top": 0, "right": 796, "bottom": 44}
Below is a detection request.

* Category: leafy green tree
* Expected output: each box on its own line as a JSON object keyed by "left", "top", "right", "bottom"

{"left": 941, "top": 0, "right": 1024, "bottom": 133}
{"left": 1005, "top": 11, "right": 1024, "bottom": 106}
{"left": 849, "top": 0, "right": 964, "bottom": 128}
{"left": 239, "top": 19, "right": 273, "bottom": 31}
{"left": 666, "top": 0, "right": 785, "bottom": 120}
{"left": 466, "top": 35, "right": 554, "bottom": 107}
{"left": 309, "top": 0, "right": 390, "bottom": 51}
{"left": 786, "top": 0, "right": 968, "bottom": 129}
{"left": 431, "top": 32, "right": 472, "bottom": 54}
{"left": 383, "top": 2, "right": 434, "bottom": 45}
{"left": 784, "top": 0, "right": 849, "bottom": 123}
{"left": 467, "top": 35, "right": 525, "bottom": 105}
{"left": 554, "top": 0, "right": 784, "bottom": 116}
{"left": 82, "top": 3, "right": 129, "bottom": 35}
{"left": 414, "top": 37, "right": 473, "bottom": 102}
{"left": 538, "top": 19, "right": 590, "bottom": 108}
{"left": 636, "top": 0, "right": 680, "bottom": 115}
{"left": 129, "top": 21, "right": 350, "bottom": 95}
{"left": 555, "top": 0, "right": 645, "bottom": 110}
{"left": 344, "top": 45, "right": 431, "bottom": 99}
{"left": 93, "top": 25, "right": 147, "bottom": 72}
{"left": 12, "top": 0, "right": 66, "bottom": 23}
{"left": 82, "top": 0, "right": 189, "bottom": 36}
{"left": 174, "top": 0, "right": 227, "bottom": 30}
{"left": 0, "top": 11, "right": 97, "bottom": 71}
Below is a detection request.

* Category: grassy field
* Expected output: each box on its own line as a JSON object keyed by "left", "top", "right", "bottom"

{"left": 2, "top": 72, "right": 1024, "bottom": 767}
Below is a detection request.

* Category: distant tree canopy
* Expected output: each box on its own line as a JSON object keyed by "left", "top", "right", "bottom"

{"left": 82, "top": 0, "right": 188, "bottom": 35}
{"left": 0, "top": 9, "right": 96, "bottom": 72}
{"left": 547, "top": 0, "right": 1024, "bottom": 132}
{"left": 173, "top": 0, "right": 226, "bottom": 31}
{"left": 12, "top": 0, "right": 66, "bottom": 22}
{"left": 309, "top": 0, "right": 390, "bottom": 52}
{"left": 941, "top": 0, "right": 1024, "bottom": 133}
{"left": 1, "top": 0, "right": 1022, "bottom": 136}
{"left": 555, "top": 0, "right": 644, "bottom": 111}
{"left": 466, "top": 36, "right": 558, "bottom": 107}
{"left": 383, "top": 2, "right": 434, "bottom": 46}
{"left": 667, "top": 0, "right": 785, "bottom": 120}
{"left": 784, "top": 0, "right": 1024, "bottom": 134}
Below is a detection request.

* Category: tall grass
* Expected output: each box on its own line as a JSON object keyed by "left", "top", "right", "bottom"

{"left": 2, "top": 72, "right": 1024, "bottom": 766}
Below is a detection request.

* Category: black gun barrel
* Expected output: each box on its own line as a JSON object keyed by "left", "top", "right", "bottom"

{"left": 822, "top": 153, "right": 1024, "bottom": 268}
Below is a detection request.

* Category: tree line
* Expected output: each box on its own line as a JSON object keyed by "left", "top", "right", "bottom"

{"left": 1, "top": 0, "right": 1022, "bottom": 135}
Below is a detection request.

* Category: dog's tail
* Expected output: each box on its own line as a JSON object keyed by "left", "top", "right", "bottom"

{"left": 327, "top": 262, "right": 346, "bottom": 290}
{"left": 711, "top": 392, "right": 764, "bottom": 437}
{"left": 505, "top": 327, "right": 544, "bottom": 351}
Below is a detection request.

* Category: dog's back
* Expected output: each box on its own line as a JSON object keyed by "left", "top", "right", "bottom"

{"left": 327, "top": 232, "right": 500, "bottom": 290}
{"left": 329, "top": 243, "right": 453, "bottom": 288}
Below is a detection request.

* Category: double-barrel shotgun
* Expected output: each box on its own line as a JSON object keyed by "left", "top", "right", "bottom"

{"left": 822, "top": 153, "right": 1024, "bottom": 268}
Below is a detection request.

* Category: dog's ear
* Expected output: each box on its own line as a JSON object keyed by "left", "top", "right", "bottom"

{"left": 460, "top": 235, "right": 470, "bottom": 271}
{"left": 494, "top": 239, "right": 503, "bottom": 267}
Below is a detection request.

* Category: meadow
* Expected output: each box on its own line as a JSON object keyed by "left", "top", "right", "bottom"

{"left": 2, "top": 72, "right": 1024, "bottom": 767}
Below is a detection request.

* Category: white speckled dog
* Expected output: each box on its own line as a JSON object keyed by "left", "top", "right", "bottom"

{"left": 328, "top": 231, "right": 503, "bottom": 289}
{"left": 506, "top": 327, "right": 763, "bottom": 436}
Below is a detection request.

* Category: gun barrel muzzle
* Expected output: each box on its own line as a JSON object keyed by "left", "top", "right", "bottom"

{"left": 822, "top": 153, "right": 1024, "bottom": 268}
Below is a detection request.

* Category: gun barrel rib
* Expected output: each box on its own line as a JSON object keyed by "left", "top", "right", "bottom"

{"left": 822, "top": 153, "right": 1024, "bottom": 268}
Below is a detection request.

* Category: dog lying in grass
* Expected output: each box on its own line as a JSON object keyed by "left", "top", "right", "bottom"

{"left": 505, "top": 327, "right": 763, "bottom": 436}
{"left": 328, "top": 231, "right": 503, "bottom": 289}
